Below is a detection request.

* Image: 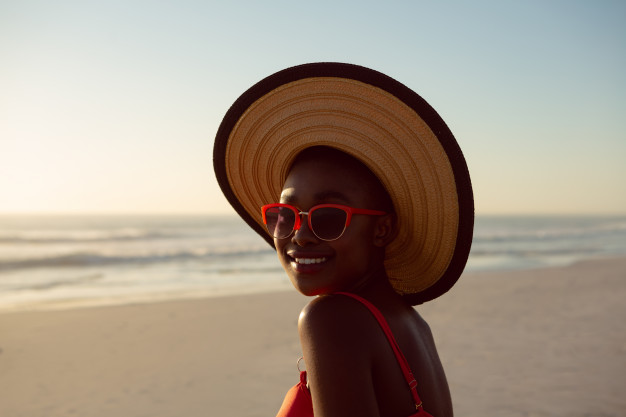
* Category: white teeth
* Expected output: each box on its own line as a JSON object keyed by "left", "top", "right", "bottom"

{"left": 294, "top": 257, "right": 327, "bottom": 265}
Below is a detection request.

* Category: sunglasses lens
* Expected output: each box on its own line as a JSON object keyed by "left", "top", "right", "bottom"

{"left": 310, "top": 207, "right": 347, "bottom": 240}
{"left": 265, "top": 206, "right": 296, "bottom": 239}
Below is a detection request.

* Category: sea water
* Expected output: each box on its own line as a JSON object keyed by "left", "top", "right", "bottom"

{"left": 1, "top": 214, "right": 625, "bottom": 311}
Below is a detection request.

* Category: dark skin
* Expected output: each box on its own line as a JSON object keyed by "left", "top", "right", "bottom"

{"left": 275, "top": 149, "right": 453, "bottom": 417}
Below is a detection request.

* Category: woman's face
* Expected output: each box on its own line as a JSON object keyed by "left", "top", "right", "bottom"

{"left": 275, "top": 153, "right": 389, "bottom": 296}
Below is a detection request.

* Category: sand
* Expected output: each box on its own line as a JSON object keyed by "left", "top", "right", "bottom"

{"left": 1, "top": 257, "right": 625, "bottom": 417}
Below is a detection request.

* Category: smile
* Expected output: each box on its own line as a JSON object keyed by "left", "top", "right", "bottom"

{"left": 294, "top": 257, "right": 327, "bottom": 265}
{"left": 294, "top": 258, "right": 326, "bottom": 265}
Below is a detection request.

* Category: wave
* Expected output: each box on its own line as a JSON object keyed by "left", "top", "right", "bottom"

{"left": 473, "top": 219, "right": 626, "bottom": 242}
{"left": 0, "top": 246, "right": 275, "bottom": 272}
{"left": 5, "top": 273, "right": 105, "bottom": 292}
{"left": 0, "top": 229, "right": 184, "bottom": 244}
{"left": 469, "top": 246, "right": 603, "bottom": 257}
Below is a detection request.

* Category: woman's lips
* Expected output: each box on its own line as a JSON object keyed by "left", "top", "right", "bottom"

{"left": 287, "top": 253, "right": 331, "bottom": 273}
{"left": 293, "top": 257, "right": 327, "bottom": 265}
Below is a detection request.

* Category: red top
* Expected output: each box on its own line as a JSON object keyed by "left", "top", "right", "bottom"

{"left": 276, "top": 292, "right": 434, "bottom": 417}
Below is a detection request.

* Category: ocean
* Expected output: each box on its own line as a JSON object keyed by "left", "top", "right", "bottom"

{"left": 1, "top": 214, "right": 625, "bottom": 311}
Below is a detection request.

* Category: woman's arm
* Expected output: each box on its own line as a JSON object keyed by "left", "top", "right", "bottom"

{"left": 298, "top": 295, "right": 382, "bottom": 417}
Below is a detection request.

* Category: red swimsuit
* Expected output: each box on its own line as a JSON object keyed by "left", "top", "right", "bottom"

{"left": 276, "top": 292, "right": 434, "bottom": 417}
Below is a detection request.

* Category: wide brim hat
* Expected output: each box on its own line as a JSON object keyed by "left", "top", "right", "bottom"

{"left": 213, "top": 62, "right": 474, "bottom": 305}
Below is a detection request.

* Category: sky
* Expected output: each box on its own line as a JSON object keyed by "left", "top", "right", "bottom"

{"left": 1, "top": 0, "right": 625, "bottom": 215}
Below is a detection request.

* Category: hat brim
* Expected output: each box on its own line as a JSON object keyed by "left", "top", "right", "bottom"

{"left": 214, "top": 62, "right": 474, "bottom": 305}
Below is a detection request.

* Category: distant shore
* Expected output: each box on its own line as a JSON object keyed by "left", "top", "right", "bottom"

{"left": 1, "top": 256, "right": 625, "bottom": 417}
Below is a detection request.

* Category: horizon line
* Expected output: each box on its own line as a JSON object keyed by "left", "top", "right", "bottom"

{"left": 1, "top": 211, "right": 625, "bottom": 217}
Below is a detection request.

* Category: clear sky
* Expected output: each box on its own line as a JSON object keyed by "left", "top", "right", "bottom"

{"left": 1, "top": 0, "right": 625, "bottom": 215}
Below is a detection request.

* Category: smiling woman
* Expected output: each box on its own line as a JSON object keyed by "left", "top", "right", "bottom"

{"left": 213, "top": 62, "right": 474, "bottom": 416}
{"left": 271, "top": 147, "right": 393, "bottom": 297}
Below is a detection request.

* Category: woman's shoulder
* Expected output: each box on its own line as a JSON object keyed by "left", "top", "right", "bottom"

{"left": 300, "top": 293, "right": 370, "bottom": 327}
{"left": 297, "top": 294, "right": 390, "bottom": 414}
{"left": 298, "top": 294, "right": 384, "bottom": 351}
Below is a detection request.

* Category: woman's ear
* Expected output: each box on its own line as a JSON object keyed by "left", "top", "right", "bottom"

{"left": 373, "top": 214, "right": 396, "bottom": 248}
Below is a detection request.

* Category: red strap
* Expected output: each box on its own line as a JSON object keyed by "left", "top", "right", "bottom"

{"left": 335, "top": 292, "right": 424, "bottom": 411}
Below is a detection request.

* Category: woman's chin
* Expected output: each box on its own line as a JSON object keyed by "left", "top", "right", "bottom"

{"left": 289, "top": 277, "right": 329, "bottom": 297}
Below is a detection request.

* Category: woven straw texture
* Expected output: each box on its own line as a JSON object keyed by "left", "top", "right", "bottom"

{"left": 223, "top": 77, "right": 459, "bottom": 295}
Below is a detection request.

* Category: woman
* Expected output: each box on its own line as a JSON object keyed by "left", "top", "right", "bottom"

{"left": 214, "top": 63, "right": 474, "bottom": 417}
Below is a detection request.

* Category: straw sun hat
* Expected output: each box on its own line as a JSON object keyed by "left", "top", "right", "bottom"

{"left": 213, "top": 62, "right": 474, "bottom": 305}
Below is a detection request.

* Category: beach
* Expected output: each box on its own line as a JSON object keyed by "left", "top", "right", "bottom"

{"left": 1, "top": 256, "right": 625, "bottom": 417}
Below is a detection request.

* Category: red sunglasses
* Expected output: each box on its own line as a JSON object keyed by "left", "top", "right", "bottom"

{"left": 261, "top": 203, "right": 387, "bottom": 241}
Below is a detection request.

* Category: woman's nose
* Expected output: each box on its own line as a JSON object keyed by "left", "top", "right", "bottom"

{"left": 292, "top": 214, "right": 318, "bottom": 245}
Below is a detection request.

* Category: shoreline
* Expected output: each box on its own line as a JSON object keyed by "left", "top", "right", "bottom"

{"left": 1, "top": 254, "right": 624, "bottom": 315}
{"left": 1, "top": 256, "right": 625, "bottom": 416}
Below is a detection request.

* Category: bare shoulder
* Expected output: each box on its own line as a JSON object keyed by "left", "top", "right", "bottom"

{"left": 298, "top": 294, "right": 381, "bottom": 348}
{"left": 298, "top": 294, "right": 384, "bottom": 416}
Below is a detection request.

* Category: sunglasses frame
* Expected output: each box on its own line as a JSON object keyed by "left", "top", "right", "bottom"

{"left": 261, "top": 203, "right": 387, "bottom": 241}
